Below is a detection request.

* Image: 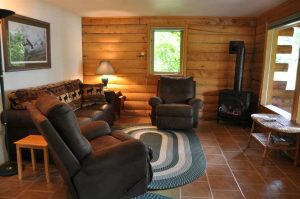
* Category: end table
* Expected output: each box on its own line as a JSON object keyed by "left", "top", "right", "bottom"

{"left": 116, "top": 91, "right": 126, "bottom": 118}
{"left": 244, "top": 113, "right": 300, "bottom": 166}
{"left": 14, "top": 135, "right": 50, "bottom": 183}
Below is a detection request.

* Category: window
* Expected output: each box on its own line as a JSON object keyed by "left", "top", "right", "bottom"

{"left": 261, "top": 17, "right": 300, "bottom": 121}
{"left": 150, "top": 28, "right": 184, "bottom": 75}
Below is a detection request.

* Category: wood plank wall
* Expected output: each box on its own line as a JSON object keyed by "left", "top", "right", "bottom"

{"left": 271, "top": 28, "right": 294, "bottom": 113}
{"left": 251, "top": 0, "right": 300, "bottom": 105}
{"left": 82, "top": 16, "right": 256, "bottom": 120}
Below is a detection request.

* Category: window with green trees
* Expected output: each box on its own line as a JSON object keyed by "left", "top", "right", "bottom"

{"left": 151, "top": 28, "right": 183, "bottom": 74}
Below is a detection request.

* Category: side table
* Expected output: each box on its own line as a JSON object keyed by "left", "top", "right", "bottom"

{"left": 244, "top": 113, "right": 300, "bottom": 166}
{"left": 14, "top": 135, "right": 50, "bottom": 183}
{"left": 116, "top": 91, "right": 126, "bottom": 118}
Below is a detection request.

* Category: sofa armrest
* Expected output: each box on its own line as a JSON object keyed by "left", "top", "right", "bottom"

{"left": 80, "top": 121, "right": 111, "bottom": 140}
{"left": 104, "top": 91, "right": 117, "bottom": 105}
{"left": 187, "top": 98, "right": 203, "bottom": 128}
{"left": 75, "top": 137, "right": 152, "bottom": 198}
{"left": 187, "top": 98, "right": 203, "bottom": 110}
{"left": 149, "top": 96, "right": 163, "bottom": 107}
{"left": 2, "top": 109, "right": 35, "bottom": 128}
{"left": 81, "top": 139, "right": 149, "bottom": 175}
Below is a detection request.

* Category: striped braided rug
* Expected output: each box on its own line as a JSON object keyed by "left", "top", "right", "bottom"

{"left": 123, "top": 125, "right": 207, "bottom": 190}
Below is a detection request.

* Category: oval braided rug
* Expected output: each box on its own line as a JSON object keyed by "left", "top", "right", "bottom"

{"left": 134, "top": 193, "right": 171, "bottom": 199}
{"left": 122, "top": 125, "right": 207, "bottom": 190}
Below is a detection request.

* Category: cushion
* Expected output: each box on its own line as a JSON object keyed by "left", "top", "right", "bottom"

{"left": 159, "top": 76, "right": 194, "bottom": 104}
{"left": 15, "top": 88, "right": 49, "bottom": 109}
{"left": 8, "top": 79, "right": 75, "bottom": 110}
{"left": 65, "top": 79, "right": 82, "bottom": 110}
{"left": 77, "top": 117, "right": 92, "bottom": 126}
{"left": 8, "top": 91, "right": 27, "bottom": 110}
{"left": 47, "top": 84, "right": 71, "bottom": 103}
{"left": 75, "top": 108, "right": 106, "bottom": 121}
{"left": 81, "top": 84, "right": 106, "bottom": 107}
{"left": 90, "top": 135, "right": 122, "bottom": 153}
{"left": 156, "top": 104, "right": 193, "bottom": 117}
{"left": 36, "top": 95, "right": 92, "bottom": 161}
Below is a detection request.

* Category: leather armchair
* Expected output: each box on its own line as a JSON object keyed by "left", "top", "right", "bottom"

{"left": 27, "top": 95, "right": 152, "bottom": 199}
{"left": 149, "top": 76, "right": 203, "bottom": 129}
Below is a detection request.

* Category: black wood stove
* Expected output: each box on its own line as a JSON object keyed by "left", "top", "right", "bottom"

{"left": 217, "top": 41, "right": 252, "bottom": 126}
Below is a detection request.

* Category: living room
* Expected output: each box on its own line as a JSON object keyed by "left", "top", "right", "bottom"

{"left": 0, "top": 0, "right": 300, "bottom": 198}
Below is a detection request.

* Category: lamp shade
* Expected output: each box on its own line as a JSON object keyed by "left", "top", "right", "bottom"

{"left": 96, "top": 61, "right": 115, "bottom": 75}
{"left": 0, "top": 9, "right": 15, "bottom": 19}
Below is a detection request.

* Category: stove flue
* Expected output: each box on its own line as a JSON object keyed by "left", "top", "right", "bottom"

{"left": 229, "top": 41, "right": 246, "bottom": 92}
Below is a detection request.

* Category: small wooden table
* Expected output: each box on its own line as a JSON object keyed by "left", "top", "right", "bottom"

{"left": 14, "top": 135, "right": 49, "bottom": 183}
{"left": 116, "top": 91, "right": 126, "bottom": 118}
{"left": 244, "top": 113, "right": 300, "bottom": 166}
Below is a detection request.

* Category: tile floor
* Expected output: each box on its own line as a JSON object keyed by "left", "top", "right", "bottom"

{"left": 1, "top": 117, "right": 300, "bottom": 199}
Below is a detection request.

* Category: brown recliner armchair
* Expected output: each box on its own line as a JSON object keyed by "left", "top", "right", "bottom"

{"left": 26, "top": 95, "right": 152, "bottom": 199}
{"left": 149, "top": 76, "right": 203, "bottom": 130}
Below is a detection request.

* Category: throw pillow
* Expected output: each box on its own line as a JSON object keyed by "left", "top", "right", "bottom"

{"left": 65, "top": 79, "right": 82, "bottom": 110}
{"left": 47, "top": 84, "right": 78, "bottom": 110}
{"left": 81, "top": 84, "right": 106, "bottom": 107}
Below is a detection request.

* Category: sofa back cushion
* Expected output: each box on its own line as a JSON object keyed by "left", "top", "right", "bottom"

{"left": 158, "top": 76, "right": 195, "bottom": 104}
{"left": 48, "top": 80, "right": 82, "bottom": 111}
{"left": 81, "top": 84, "right": 106, "bottom": 107}
{"left": 9, "top": 88, "right": 49, "bottom": 110}
{"left": 26, "top": 102, "right": 81, "bottom": 179}
{"left": 10, "top": 84, "right": 52, "bottom": 110}
{"left": 8, "top": 79, "right": 83, "bottom": 111}
{"left": 48, "top": 84, "right": 72, "bottom": 104}
{"left": 36, "top": 94, "right": 92, "bottom": 162}
{"left": 65, "top": 79, "right": 82, "bottom": 110}
{"left": 8, "top": 92, "right": 24, "bottom": 110}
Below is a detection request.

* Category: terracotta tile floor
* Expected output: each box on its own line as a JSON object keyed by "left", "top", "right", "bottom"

{"left": 1, "top": 117, "right": 300, "bottom": 199}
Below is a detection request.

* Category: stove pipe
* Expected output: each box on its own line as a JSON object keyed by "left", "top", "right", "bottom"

{"left": 229, "top": 41, "right": 246, "bottom": 92}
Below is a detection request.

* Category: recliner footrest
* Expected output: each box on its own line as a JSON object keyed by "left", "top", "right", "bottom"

{"left": 156, "top": 104, "right": 193, "bottom": 130}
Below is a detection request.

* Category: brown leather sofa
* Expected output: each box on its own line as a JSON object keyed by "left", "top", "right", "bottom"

{"left": 149, "top": 76, "right": 203, "bottom": 130}
{"left": 1, "top": 79, "right": 117, "bottom": 160}
{"left": 27, "top": 95, "right": 152, "bottom": 199}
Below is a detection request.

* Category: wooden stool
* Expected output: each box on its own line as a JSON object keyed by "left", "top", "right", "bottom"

{"left": 14, "top": 135, "right": 49, "bottom": 183}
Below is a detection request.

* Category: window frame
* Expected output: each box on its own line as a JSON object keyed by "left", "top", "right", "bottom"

{"left": 149, "top": 27, "right": 185, "bottom": 75}
{"left": 261, "top": 20, "right": 300, "bottom": 122}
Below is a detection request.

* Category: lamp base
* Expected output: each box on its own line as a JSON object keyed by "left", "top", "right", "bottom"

{"left": 101, "top": 77, "right": 108, "bottom": 88}
{"left": 0, "top": 162, "right": 18, "bottom": 176}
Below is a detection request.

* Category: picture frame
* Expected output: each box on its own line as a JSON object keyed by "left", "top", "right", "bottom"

{"left": 1, "top": 14, "right": 51, "bottom": 72}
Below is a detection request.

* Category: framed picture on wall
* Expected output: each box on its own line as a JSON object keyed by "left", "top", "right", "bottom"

{"left": 1, "top": 14, "right": 51, "bottom": 72}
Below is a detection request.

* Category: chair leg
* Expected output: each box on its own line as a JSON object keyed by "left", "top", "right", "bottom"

{"left": 43, "top": 147, "right": 50, "bottom": 183}
{"left": 30, "top": 148, "right": 36, "bottom": 172}
{"left": 16, "top": 145, "right": 23, "bottom": 180}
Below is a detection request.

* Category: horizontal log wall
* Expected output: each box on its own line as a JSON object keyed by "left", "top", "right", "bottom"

{"left": 82, "top": 16, "right": 256, "bottom": 120}
{"left": 270, "top": 29, "right": 294, "bottom": 113}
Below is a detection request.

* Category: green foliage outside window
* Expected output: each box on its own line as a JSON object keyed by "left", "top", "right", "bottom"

{"left": 9, "top": 32, "right": 25, "bottom": 62}
{"left": 153, "top": 30, "right": 182, "bottom": 73}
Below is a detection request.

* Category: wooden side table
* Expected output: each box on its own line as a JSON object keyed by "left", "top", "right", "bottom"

{"left": 14, "top": 135, "right": 50, "bottom": 183}
{"left": 244, "top": 113, "right": 300, "bottom": 166}
{"left": 116, "top": 91, "right": 126, "bottom": 118}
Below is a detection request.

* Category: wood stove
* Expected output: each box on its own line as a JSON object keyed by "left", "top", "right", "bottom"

{"left": 217, "top": 41, "right": 252, "bottom": 126}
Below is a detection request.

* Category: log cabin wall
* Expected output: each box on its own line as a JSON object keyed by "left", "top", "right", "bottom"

{"left": 251, "top": 0, "right": 300, "bottom": 107}
{"left": 82, "top": 16, "right": 256, "bottom": 120}
{"left": 270, "top": 28, "right": 295, "bottom": 113}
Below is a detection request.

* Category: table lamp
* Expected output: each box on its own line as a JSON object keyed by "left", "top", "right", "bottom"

{"left": 0, "top": 9, "right": 18, "bottom": 176}
{"left": 96, "top": 61, "right": 115, "bottom": 88}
